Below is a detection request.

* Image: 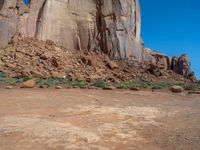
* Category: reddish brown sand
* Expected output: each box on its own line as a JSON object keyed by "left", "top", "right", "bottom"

{"left": 0, "top": 88, "right": 200, "bottom": 150}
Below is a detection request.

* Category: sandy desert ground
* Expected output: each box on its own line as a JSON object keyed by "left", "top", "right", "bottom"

{"left": 0, "top": 88, "right": 200, "bottom": 150}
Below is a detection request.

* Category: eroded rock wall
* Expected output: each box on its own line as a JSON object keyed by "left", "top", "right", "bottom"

{"left": 144, "top": 48, "right": 195, "bottom": 79}
{"left": 36, "top": 0, "right": 143, "bottom": 60}
{"left": 0, "top": 0, "right": 28, "bottom": 45}
{"left": 0, "top": 0, "right": 143, "bottom": 60}
{"left": 0, "top": 0, "right": 19, "bottom": 47}
{"left": 171, "top": 54, "right": 192, "bottom": 77}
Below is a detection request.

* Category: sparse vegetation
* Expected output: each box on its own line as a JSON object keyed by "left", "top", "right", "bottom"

{"left": 0, "top": 72, "right": 199, "bottom": 91}
{"left": 114, "top": 81, "right": 185, "bottom": 90}
{"left": 184, "top": 83, "right": 200, "bottom": 91}
{"left": 37, "top": 78, "right": 89, "bottom": 88}
{"left": 114, "top": 81, "right": 148, "bottom": 89}
{"left": 90, "top": 80, "right": 107, "bottom": 88}
{"left": 0, "top": 72, "right": 7, "bottom": 81}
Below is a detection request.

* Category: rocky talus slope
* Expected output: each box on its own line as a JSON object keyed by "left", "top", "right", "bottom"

{"left": 0, "top": 38, "right": 194, "bottom": 83}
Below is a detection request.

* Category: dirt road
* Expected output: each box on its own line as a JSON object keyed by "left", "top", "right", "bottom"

{"left": 0, "top": 89, "right": 200, "bottom": 150}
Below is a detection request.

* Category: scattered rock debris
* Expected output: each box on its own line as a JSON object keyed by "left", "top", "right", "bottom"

{"left": 0, "top": 38, "right": 193, "bottom": 84}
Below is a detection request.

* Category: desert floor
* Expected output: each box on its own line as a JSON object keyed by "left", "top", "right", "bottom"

{"left": 0, "top": 88, "right": 200, "bottom": 150}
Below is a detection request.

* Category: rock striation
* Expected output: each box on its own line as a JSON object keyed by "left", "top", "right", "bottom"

{"left": 0, "top": 0, "right": 195, "bottom": 79}
{"left": 0, "top": 0, "right": 143, "bottom": 60}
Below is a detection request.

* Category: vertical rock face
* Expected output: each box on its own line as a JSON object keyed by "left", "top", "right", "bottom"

{"left": 35, "top": 0, "right": 143, "bottom": 60}
{"left": 171, "top": 54, "right": 192, "bottom": 77}
{"left": 0, "top": 0, "right": 28, "bottom": 46}
{"left": 0, "top": 0, "right": 143, "bottom": 60}
{"left": 0, "top": 0, "right": 18, "bottom": 47}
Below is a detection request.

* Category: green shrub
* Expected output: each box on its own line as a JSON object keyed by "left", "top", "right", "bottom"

{"left": 90, "top": 80, "right": 107, "bottom": 88}
{"left": 147, "top": 82, "right": 171, "bottom": 89}
{"left": 125, "top": 81, "right": 148, "bottom": 88}
{"left": 0, "top": 72, "right": 7, "bottom": 81}
{"left": 37, "top": 79, "right": 51, "bottom": 87}
{"left": 151, "top": 85, "right": 164, "bottom": 90}
{"left": 70, "top": 80, "right": 88, "bottom": 88}
{"left": 37, "top": 78, "right": 71, "bottom": 87}
{"left": 21, "top": 76, "right": 33, "bottom": 82}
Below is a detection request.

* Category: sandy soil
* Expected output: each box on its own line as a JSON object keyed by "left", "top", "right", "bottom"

{"left": 0, "top": 88, "right": 200, "bottom": 150}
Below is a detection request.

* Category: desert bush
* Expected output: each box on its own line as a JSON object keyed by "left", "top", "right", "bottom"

{"left": 116, "top": 81, "right": 148, "bottom": 89}
{"left": 90, "top": 80, "right": 107, "bottom": 88}
{"left": 184, "top": 84, "right": 199, "bottom": 91}
{"left": 0, "top": 72, "right": 7, "bottom": 81}
{"left": 70, "top": 80, "right": 88, "bottom": 88}
{"left": 147, "top": 82, "right": 171, "bottom": 89}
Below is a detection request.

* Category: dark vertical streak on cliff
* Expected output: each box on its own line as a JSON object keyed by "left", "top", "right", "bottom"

{"left": 95, "top": 0, "right": 108, "bottom": 54}
{"left": 34, "top": 0, "right": 47, "bottom": 37}
{"left": 134, "top": 0, "right": 137, "bottom": 36}
{"left": 0, "top": 0, "right": 4, "bottom": 10}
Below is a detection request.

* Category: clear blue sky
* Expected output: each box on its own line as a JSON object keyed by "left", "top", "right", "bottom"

{"left": 140, "top": 0, "right": 200, "bottom": 79}
{"left": 23, "top": 0, "right": 29, "bottom": 4}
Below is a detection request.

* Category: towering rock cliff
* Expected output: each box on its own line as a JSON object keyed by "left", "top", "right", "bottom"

{"left": 0, "top": 0, "right": 195, "bottom": 79}
{"left": 0, "top": 0, "right": 143, "bottom": 60}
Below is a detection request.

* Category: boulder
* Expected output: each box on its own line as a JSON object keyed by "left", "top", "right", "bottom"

{"left": 21, "top": 79, "right": 36, "bottom": 88}
{"left": 171, "top": 86, "right": 184, "bottom": 93}
{"left": 130, "top": 86, "right": 140, "bottom": 91}
{"left": 55, "top": 86, "right": 63, "bottom": 89}
{"left": 103, "top": 86, "right": 116, "bottom": 90}
{"left": 106, "top": 60, "right": 119, "bottom": 70}
{"left": 5, "top": 86, "right": 13, "bottom": 89}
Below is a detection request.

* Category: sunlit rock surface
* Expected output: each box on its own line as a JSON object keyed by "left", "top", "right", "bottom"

{"left": 36, "top": 0, "right": 143, "bottom": 60}
{"left": 0, "top": 0, "right": 143, "bottom": 60}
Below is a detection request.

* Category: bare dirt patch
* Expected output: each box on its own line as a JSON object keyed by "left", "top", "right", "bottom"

{"left": 0, "top": 89, "right": 200, "bottom": 149}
